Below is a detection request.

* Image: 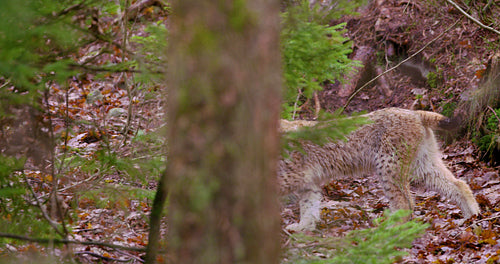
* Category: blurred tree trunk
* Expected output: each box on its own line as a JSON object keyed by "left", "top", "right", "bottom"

{"left": 145, "top": 0, "right": 282, "bottom": 263}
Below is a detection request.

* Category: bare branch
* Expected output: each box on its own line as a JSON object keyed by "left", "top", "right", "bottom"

{"left": 445, "top": 0, "right": 500, "bottom": 35}
{"left": 74, "top": 251, "right": 136, "bottom": 262}
{"left": 23, "top": 174, "right": 65, "bottom": 237}
{"left": 341, "top": 19, "right": 461, "bottom": 112}
{"left": 0, "top": 232, "right": 147, "bottom": 252}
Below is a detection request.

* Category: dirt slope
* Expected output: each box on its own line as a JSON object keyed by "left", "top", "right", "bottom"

{"left": 283, "top": 1, "right": 500, "bottom": 262}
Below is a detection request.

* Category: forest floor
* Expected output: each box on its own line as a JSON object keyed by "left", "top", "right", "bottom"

{"left": 282, "top": 0, "right": 500, "bottom": 263}
{"left": 3, "top": 0, "right": 500, "bottom": 263}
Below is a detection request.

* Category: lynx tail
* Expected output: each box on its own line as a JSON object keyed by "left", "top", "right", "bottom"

{"left": 416, "top": 111, "right": 459, "bottom": 131}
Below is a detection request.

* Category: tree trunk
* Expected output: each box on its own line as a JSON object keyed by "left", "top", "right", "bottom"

{"left": 146, "top": 0, "right": 282, "bottom": 263}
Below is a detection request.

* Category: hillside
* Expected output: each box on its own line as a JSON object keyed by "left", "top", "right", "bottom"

{"left": 282, "top": 0, "right": 500, "bottom": 263}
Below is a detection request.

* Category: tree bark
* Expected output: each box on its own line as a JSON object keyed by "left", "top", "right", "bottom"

{"left": 146, "top": 0, "right": 282, "bottom": 263}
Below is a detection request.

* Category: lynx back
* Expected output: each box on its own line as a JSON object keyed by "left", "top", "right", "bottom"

{"left": 279, "top": 108, "right": 480, "bottom": 232}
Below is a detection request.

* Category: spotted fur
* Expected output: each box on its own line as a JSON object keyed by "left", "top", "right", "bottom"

{"left": 279, "top": 108, "right": 480, "bottom": 232}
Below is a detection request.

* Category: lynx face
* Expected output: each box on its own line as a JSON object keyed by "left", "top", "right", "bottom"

{"left": 279, "top": 108, "right": 480, "bottom": 232}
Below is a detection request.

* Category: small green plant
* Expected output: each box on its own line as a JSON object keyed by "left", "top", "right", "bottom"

{"left": 486, "top": 109, "right": 500, "bottom": 131}
{"left": 281, "top": 210, "right": 429, "bottom": 264}
{"left": 131, "top": 21, "right": 169, "bottom": 81}
{"left": 441, "top": 102, "right": 457, "bottom": 118}
{"left": 474, "top": 108, "right": 500, "bottom": 159}
{"left": 426, "top": 69, "right": 443, "bottom": 89}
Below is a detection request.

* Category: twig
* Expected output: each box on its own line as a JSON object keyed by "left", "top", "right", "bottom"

{"left": 461, "top": 213, "right": 500, "bottom": 233}
{"left": 482, "top": 0, "right": 493, "bottom": 13}
{"left": 37, "top": 171, "right": 100, "bottom": 200}
{"left": 473, "top": 214, "right": 500, "bottom": 226}
{"left": 116, "top": 248, "right": 147, "bottom": 263}
{"left": 74, "top": 251, "right": 133, "bottom": 262}
{"left": 445, "top": 0, "right": 500, "bottom": 35}
{"left": 0, "top": 79, "right": 11, "bottom": 89}
{"left": 120, "top": 0, "right": 135, "bottom": 147}
{"left": 43, "top": 85, "right": 70, "bottom": 237}
{"left": 314, "top": 91, "right": 321, "bottom": 119}
{"left": 487, "top": 105, "right": 500, "bottom": 124}
{"left": 282, "top": 228, "right": 297, "bottom": 239}
{"left": 0, "top": 232, "right": 147, "bottom": 252}
{"left": 292, "top": 90, "right": 302, "bottom": 120}
{"left": 23, "top": 174, "right": 65, "bottom": 237}
{"left": 341, "top": 19, "right": 461, "bottom": 112}
{"left": 69, "top": 63, "right": 142, "bottom": 73}
{"left": 54, "top": 3, "right": 84, "bottom": 17}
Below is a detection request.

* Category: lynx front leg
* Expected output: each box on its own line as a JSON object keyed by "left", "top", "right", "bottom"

{"left": 286, "top": 187, "right": 322, "bottom": 232}
{"left": 380, "top": 176, "right": 414, "bottom": 214}
{"left": 375, "top": 153, "right": 415, "bottom": 214}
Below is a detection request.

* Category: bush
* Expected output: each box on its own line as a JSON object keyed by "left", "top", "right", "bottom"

{"left": 281, "top": 210, "right": 429, "bottom": 264}
{"left": 474, "top": 108, "right": 500, "bottom": 161}
{"left": 280, "top": 1, "right": 360, "bottom": 118}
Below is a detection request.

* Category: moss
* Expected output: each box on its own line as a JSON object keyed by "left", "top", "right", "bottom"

{"left": 486, "top": 108, "right": 500, "bottom": 131}
{"left": 441, "top": 102, "right": 456, "bottom": 118}
{"left": 426, "top": 70, "right": 442, "bottom": 89}
{"left": 228, "top": 0, "right": 255, "bottom": 32}
{"left": 188, "top": 24, "right": 219, "bottom": 55}
{"left": 473, "top": 108, "right": 500, "bottom": 161}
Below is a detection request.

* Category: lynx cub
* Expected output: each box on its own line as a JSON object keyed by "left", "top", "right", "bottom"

{"left": 279, "top": 108, "right": 480, "bottom": 232}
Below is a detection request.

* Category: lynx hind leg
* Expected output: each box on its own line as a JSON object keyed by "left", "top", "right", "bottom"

{"left": 376, "top": 156, "right": 415, "bottom": 214}
{"left": 286, "top": 187, "right": 322, "bottom": 232}
{"left": 415, "top": 154, "right": 480, "bottom": 218}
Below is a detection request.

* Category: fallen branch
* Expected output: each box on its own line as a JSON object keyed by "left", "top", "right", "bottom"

{"left": 341, "top": 19, "right": 461, "bottom": 112}
{"left": 445, "top": 0, "right": 500, "bottom": 35}
{"left": 74, "top": 251, "right": 135, "bottom": 262}
{"left": 0, "top": 232, "right": 147, "bottom": 252}
{"left": 37, "top": 171, "right": 101, "bottom": 200}
{"left": 460, "top": 213, "right": 500, "bottom": 234}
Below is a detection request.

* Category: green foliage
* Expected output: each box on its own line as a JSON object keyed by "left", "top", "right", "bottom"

{"left": 78, "top": 186, "right": 155, "bottom": 209}
{"left": 65, "top": 145, "right": 164, "bottom": 185}
{"left": 282, "top": 210, "right": 429, "bottom": 264}
{"left": 0, "top": 156, "right": 26, "bottom": 215}
{"left": 0, "top": 158, "right": 54, "bottom": 238}
{"left": 0, "top": 0, "right": 85, "bottom": 92}
{"left": 462, "top": 64, "right": 500, "bottom": 162}
{"left": 474, "top": 108, "right": 500, "bottom": 158}
{"left": 0, "top": 0, "right": 168, "bottom": 248}
{"left": 282, "top": 111, "right": 370, "bottom": 153}
{"left": 426, "top": 71, "right": 438, "bottom": 88}
{"left": 282, "top": 0, "right": 364, "bottom": 22}
{"left": 486, "top": 109, "right": 500, "bottom": 131}
{"left": 441, "top": 102, "right": 457, "bottom": 118}
{"left": 280, "top": 1, "right": 362, "bottom": 118}
{"left": 131, "top": 22, "right": 169, "bottom": 81}
{"left": 426, "top": 70, "right": 443, "bottom": 89}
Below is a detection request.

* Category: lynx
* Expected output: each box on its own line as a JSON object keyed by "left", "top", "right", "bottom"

{"left": 279, "top": 108, "right": 480, "bottom": 232}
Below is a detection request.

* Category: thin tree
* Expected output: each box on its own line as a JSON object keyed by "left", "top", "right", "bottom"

{"left": 145, "top": 0, "right": 282, "bottom": 263}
